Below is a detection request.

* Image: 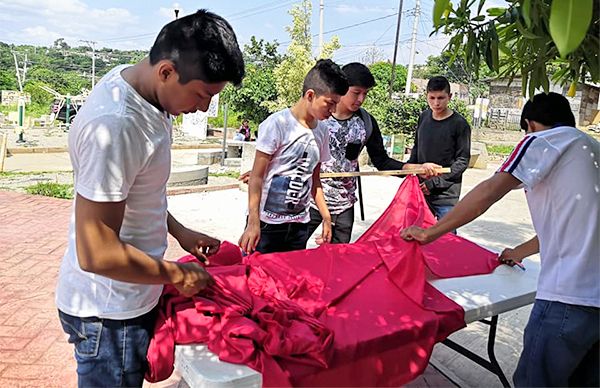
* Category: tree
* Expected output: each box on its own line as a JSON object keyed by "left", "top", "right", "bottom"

{"left": 413, "top": 49, "right": 494, "bottom": 100}
{"left": 266, "top": 0, "right": 341, "bottom": 112}
{"left": 221, "top": 37, "right": 281, "bottom": 124}
{"left": 361, "top": 61, "right": 407, "bottom": 133}
{"left": 432, "top": 0, "right": 599, "bottom": 97}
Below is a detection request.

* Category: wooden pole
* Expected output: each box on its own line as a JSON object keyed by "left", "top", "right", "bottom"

{"left": 320, "top": 167, "right": 450, "bottom": 178}
{"left": 0, "top": 132, "right": 8, "bottom": 172}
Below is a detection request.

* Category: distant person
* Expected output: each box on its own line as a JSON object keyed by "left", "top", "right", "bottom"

{"left": 407, "top": 76, "right": 471, "bottom": 224}
{"left": 307, "top": 62, "right": 440, "bottom": 243}
{"left": 55, "top": 10, "right": 245, "bottom": 387}
{"left": 239, "top": 119, "right": 251, "bottom": 141}
{"left": 238, "top": 59, "right": 349, "bottom": 254}
{"left": 401, "top": 92, "right": 599, "bottom": 388}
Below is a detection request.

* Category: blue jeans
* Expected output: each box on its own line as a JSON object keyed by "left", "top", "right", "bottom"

{"left": 255, "top": 221, "right": 310, "bottom": 254}
{"left": 431, "top": 204, "right": 457, "bottom": 234}
{"left": 58, "top": 308, "right": 157, "bottom": 387}
{"left": 513, "top": 299, "right": 599, "bottom": 387}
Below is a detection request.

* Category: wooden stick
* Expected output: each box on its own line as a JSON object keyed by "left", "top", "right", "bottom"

{"left": 320, "top": 167, "right": 450, "bottom": 178}
{"left": 0, "top": 133, "right": 7, "bottom": 173}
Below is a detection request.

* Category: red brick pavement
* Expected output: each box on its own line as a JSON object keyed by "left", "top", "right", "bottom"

{"left": 0, "top": 191, "right": 188, "bottom": 387}
{"left": 0, "top": 190, "right": 454, "bottom": 387}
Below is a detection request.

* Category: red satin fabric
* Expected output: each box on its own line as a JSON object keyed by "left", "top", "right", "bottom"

{"left": 146, "top": 176, "right": 500, "bottom": 386}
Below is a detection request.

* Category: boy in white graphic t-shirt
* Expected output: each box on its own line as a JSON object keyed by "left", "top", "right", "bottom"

{"left": 239, "top": 59, "right": 348, "bottom": 254}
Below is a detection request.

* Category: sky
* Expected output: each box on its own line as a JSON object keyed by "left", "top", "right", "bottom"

{"left": 0, "top": 0, "right": 497, "bottom": 66}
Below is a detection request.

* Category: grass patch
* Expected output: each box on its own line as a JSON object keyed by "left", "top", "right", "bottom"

{"left": 0, "top": 170, "right": 72, "bottom": 177}
{"left": 486, "top": 144, "right": 514, "bottom": 156}
{"left": 25, "top": 182, "right": 74, "bottom": 199}
{"left": 209, "top": 171, "right": 240, "bottom": 179}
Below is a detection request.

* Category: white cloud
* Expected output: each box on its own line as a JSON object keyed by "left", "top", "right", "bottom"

{"left": 0, "top": 0, "right": 143, "bottom": 48}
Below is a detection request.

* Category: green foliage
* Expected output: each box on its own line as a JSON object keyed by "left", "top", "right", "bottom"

{"left": 221, "top": 37, "right": 281, "bottom": 124}
{"left": 413, "top": 49, "right": 494, "bottom": 100}
{"left": 486, "top": 144, "right": 514, "bottom": 155}
{"left": 207, "top": 107, "right": 242, "bottom": 130}
{"left": 432, "top": 0, "right": 600, "bottom": 96}
{"left": 374, "top": 95, "right": 472, "bottom": 143}
{"left": 266, "top": 0, "right": 341, "bottom": 112}
{"left": 209, "top": 171, "right": 240, "bottom": 179}
{"left": 361, "top": 61, "right": 408, "bottom": 135}
{"left": 0, "top": 41, "right": 146, "bottom": 95}
{"left": 25, "top": 182, "right": 73, "bottom": 199}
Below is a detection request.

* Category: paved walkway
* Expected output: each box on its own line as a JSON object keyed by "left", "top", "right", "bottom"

{"left": 0, "top": 162, "right": 537, "bottom": 387}
{"left": 0, "top": 191, "right": 189, "bottom": 387}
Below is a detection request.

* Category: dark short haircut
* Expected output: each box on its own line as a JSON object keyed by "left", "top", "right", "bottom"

{"left": 426, "top": 76, "right": 451, "bottom": 94}
{"left": 342, "top": 62, "right": 376, "bottom": 89}
{"left": 149, "top": 9, "right": 245, "bottom": 86}
{"left": 302, "top": 59, "right": 349, "bottom": 97}
{"left": 520, "top": 92, "right": 576, "bottom": 130}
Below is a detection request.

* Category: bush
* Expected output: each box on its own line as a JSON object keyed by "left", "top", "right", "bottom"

{"left": 25, "top": 182, "right": 73, "bottom": 199}
{"left": 374, "top": 96, "right": 473, "bottom": 144}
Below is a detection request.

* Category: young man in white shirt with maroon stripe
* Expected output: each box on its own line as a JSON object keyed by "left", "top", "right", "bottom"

{"left": 401, "top": 92, "right": 599, "bottom": 387}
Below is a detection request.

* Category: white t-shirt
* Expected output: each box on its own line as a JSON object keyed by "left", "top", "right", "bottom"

{"left": 56, "top": 65, "right": 173, "bottom": 319}
{"left": 256, "top": 108, "right": 331, "bottom": 224}
{"left": 499, "top": 126, "right": 600, "bottom": 307}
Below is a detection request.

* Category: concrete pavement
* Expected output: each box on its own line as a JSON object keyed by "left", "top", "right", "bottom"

{"left": 0, "top": 161, "right": 538, "bottom": 387}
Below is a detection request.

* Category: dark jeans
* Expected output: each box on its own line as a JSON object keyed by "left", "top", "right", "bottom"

{"left": 513, "top": 299, "right": 599, "bottom": 387}
{"left": 307, "top": 206, "right": 355, "bottom": 244}
{"left": 58, "top": 308, "right": 157, "bottom": 388}
{"left": 431, "top": 204, "right": 457, "bottom": 234}
{"left": 255, "top": 221, "right": 310, "bottom": 254}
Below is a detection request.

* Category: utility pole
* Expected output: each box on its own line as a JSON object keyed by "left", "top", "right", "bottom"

{"left": 12, "top": 51, "right": 28, "bottom": 143}
{"left": 318, "top": 0, "right": 324, "bottom": 58}
{"left": 80, "top": 40, "right": 97, "bottom": 89}
{"left": 173, "top": 3, "right": 180, "bottom": 19}
{"left": 404, "top": 0, "right": 420, "bottom": 96}
{"left": 389, "top": 0, "right": 404, "bottom": 98}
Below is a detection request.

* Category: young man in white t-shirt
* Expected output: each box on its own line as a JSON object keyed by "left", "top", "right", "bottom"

{"left": 238, "top": 59, "right": 348, "bottom": 254}
{"left": 401, "top": 92, "right": 599, "bottom": 387}
{"left": 55, "top": 11, "right": 245, "bottom": 387}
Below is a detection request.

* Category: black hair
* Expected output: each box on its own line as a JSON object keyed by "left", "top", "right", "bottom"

{"left": 149, "top": 9, "right": 245, "bottom": 86}
{"left": 520, "top": 92, "right": 576, "bottom": 130}
{"left": 341, "top": 62, "right": 376, "bottom": 88}
{"left": 302, "top": 59, "right": 349, "bottom": 97}
{"left": 426, "top": 76, "right": 451, "bottom": 94}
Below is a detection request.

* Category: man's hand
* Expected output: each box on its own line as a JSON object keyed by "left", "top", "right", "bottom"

{"left": 239, "top": 170, "right": 251, "bottom": 184}
{"left": 177, "top": 229, "right": 220, "bottom": 262}
{"left": 420, "top": 162, "right": 442, "bottom": 177}
{"left": 239, "top": 221, "right": 260, "bottom": 254}
{"left": 172, "top": 261, "right": 214, "bottom": 297}
{"left": 419, "top": 182, "right": 431, "bottom": 195}
{"left": 316, "top": 219, "right": 332, "bottom": 245}
{"left": 498, "top": 248, "right": 524, "bottom": 266}
{"left": 400, "top": 225, "right": 433, "bottom": 244}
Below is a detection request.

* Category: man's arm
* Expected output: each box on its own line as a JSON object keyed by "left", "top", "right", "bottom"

{"left": 499, "top": 236, "right": 539, "bottom": 265}
{"left": 401, "top": 172, "right": 522, "bottom": 243}
{"left": 366, "top": 116, "right": 405, "bottom": 170}
{"left": 366, "top": 116, "right": 439, "bottom": 176}
{"left": 311, "top": 163, "right": 332, "bottom": 244}
{"left": 75, "top": 195, "right": 212, "bottom": 296}
{"left": 167, "top": 212, "right": 220, "bottom": 261}
{"left": 238, "top": 150, "right": 271, "bottom": 253}
{"left": 423, "top": 121, "right": 471, "bottom": 191}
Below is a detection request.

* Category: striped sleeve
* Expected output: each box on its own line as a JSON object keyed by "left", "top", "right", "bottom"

{"left": 498, "top": 135, "right": 560, "bottom": 190}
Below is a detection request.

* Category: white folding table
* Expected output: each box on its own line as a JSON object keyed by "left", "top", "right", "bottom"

{"left": 174, "top": 261, "right": 540, "bottom": 388}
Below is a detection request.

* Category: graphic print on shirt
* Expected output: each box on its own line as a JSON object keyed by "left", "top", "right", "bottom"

{"left": 320, "top": 115, "right": 366, "bottom": 214}
{"left": 264, "top": 137, "right": 319, "bottom": 221}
